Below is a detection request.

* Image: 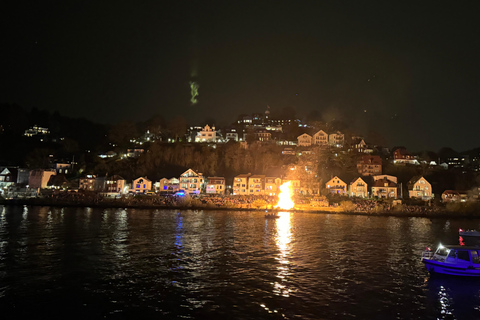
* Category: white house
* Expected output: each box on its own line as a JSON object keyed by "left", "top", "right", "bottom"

{"left": 195, "top": 124, "right": 216, "bottom": 142}
{"left": 297, "top": 133, "right": 312, "bottom": 146}
{"left": 350, "top": 177, "right": 368, "bottom": 198}
{"left": 328, "top": 131, "right": 344, "bottom": 147}
{"left": 157, "top": 177, "right": 180, "bottom": 193}
{"left": 206, "top": 177, "right": 225, "bottom": 194}
{"left": 179, "top": 169, "right": 204, "bottom": 194}
{"left": 233, "top": 173, "right": 251, "bottom": 195}
{"left": 325, "top": 176, "right": 347, "bottom": 195}
{"left": 132, "top": 177, "right": 152, "bottom": 194}
{"left": 408, "top": 176, "right": 433, "bottom": 200}
{"left": 313, "top": 130, "right": 329, "bottom": 146}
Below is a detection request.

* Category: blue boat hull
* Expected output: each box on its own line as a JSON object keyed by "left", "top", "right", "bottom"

{"left": 423, "top": 259, "right": 480, "bottom": 277}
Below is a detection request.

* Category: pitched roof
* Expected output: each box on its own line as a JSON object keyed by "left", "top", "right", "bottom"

{"left": 358, "top": 155, "right": 382, "bottom": 164}
{"left": 350, "top": 177, "right": 367, "bottom": 185}
{"left": 372, "top": 177, "right": 397, "bottom": 188}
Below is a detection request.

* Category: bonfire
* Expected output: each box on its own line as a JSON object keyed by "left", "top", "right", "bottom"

{"left": 275, "top": 181, "right": 295, "bottom": 210}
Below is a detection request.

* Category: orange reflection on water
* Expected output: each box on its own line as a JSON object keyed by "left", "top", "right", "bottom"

{"left": 274, "top": 211, "right": 293, "bottom": 297}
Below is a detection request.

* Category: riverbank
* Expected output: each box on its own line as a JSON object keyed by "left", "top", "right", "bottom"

{"left": 1, "top": 196, "right": 480, "bottom": 219}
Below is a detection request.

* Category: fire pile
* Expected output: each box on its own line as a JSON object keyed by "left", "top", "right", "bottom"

{"left": 275, "top": 181, "right": 295, "bottom": 210}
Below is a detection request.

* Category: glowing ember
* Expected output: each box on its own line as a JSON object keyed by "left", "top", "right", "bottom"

{"left": 275, "top": 181, "right": 295, "bottom": 210}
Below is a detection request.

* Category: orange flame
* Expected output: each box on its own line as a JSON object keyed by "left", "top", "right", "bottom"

{"left": 275, "top": 181, "right": 295, "bottom": 210}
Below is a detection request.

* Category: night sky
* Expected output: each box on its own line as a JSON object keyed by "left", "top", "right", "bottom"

{"left": 2, "top": 1, "right": 480, "bottom": 151}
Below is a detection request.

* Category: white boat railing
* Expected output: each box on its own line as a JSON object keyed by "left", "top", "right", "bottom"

{"left": 422, "top": 251, "right": 434, "bottom": 260}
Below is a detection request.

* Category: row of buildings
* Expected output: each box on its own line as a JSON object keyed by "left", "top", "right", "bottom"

{"left": 1, "top": 166, "right": 478, "bottom": 203}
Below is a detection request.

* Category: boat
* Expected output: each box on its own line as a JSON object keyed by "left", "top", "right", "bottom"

{"left": 422, "top": 244, "right": 480, "bottom": 276}
{"left": 264, "top": 213, "right": 280, "bottom": 219}
{"left": 459, "top": 229, "right": 480, "bottom": 237}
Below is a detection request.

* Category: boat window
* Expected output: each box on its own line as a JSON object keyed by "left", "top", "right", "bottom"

{"left": 447, "top": 250, "right": 457, "bottom": 259}
{"left": 472, "top": 251, "right": 480, "bottom": 264}
{"left": 457, "top": 250, "right": 470, "bottom": 262}
{"left": 436, "top": 247, "right": 449, "bottom": 257}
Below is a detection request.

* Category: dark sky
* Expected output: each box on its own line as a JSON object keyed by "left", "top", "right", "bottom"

{"left": 2, "top": 1, "right": 480, "bottom": 152}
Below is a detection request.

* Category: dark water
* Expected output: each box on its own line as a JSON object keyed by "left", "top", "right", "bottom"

{"left": 1, "top": 206, "right": 480, "bottom": 320}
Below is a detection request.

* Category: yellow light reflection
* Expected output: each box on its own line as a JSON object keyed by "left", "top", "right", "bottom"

{"left": 274, "top": 211, "right": 293, "bottom": 297}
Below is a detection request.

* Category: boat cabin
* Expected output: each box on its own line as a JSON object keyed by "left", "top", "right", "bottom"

{"left": 424, "top": 245, "right": 480, "bottom": 265}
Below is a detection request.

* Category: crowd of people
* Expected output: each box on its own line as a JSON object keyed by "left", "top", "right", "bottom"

{"left": 5, "top": 190, "right": 447, "bottom": 215}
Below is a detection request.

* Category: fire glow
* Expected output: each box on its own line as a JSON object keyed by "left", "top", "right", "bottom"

{"left": 275, "top": 181, "right": 295, "bottom": 210}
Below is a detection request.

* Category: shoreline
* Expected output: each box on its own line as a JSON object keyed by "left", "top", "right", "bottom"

{"left": 1, "top": 198, "right": 479, "bottom": 219}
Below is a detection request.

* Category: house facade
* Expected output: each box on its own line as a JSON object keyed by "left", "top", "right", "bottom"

{"left": 248, "top": 175, "right": 265, "bottom": 195}
{"left": 371, "top": 177, "right": 398, "bottom": 198}
{"left": 79, "top": 175, "right": 96, "bottom": 191}
{"left": 95, "top": 175, "right": 126, "bottom": 193}
{"left": 351, "top": 138, "right": 374, "bottom": 153}
{"left": 255, "top": 130, "right": 271, "bottom": 142}
{"left": 0, "top": 168, "right": 29, "bottom": 191}
{"left": 297, "top": 133, "right": 312, "bottom": 147}
{"left": 393, "top": 147, "right": 418, "bottom": 165}
{"left": 265, "top": 177, "right": 282, "bottom": 196}
{"left": 350, "top": 177, "right": 368, "bottom": 198}
{"left": 357, "top": 155, "right": 382, "bottom": 176}
{"left": 325, "top": 176, "right": 347, "bottom": 195}
{"left": 313, "top": 130, "right": 329, "bottom": 146}
{"left": 179, "top": 169, "right": 204, "bottom": 194}
{"left": 233, "top": 173, "right": 251, "bottom": 195}
{"left": 28, "top": 169, "right": 56, "bottom": 189}
{"left": 157, "top": 178, "right": 180, "bottom": 193}
{"left": 195, "top": 124, "right": 216, "bottom": 142}
{"left": 328, "top": 131, "right": 344, "bottom": 147}
{"left": 206, "top": 177, "right": 225, "bottom": 194}
{"left": 408, "top": 176, "right": 433, "bottom": 200}
{"left": 132, "top": 177, "right": 152, "bottom": 194}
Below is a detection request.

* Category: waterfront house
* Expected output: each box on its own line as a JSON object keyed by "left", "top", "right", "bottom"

{"left": 408, "top": 176, "right": 433, "bottom": 200}
{"left": 349, "top": 177, "right": 368, "bottom": 198}
{"left": 371, "top": 177, "right": 398, "bottom": 199}
{"left": 0, "top": 167, "right": 29, "bottom": 190}
{"left": 79, "top": 175, "right": 96, "bottom": 191}
{"left": 179, "top": 169, "right": 204, "bottom": 194}
{"left": 95, "top": 175, "right": 126, "bottom": 193}
{"left": 157, "top": 178, "right": 180, "bottom": 194}
{"left": 265, "top": 177, "right": 282, "bottom": 196}
{"left": 28, "top": 169, "right": 56, "bottom": 189}
{"left": 325, "top": 176, "right": 347, "bottom": 195}
{"left": 132, "top": 177, "right": 152, "bottom": 194}
{"left": 248, "top": 175, "right": 266, "bottom": 195}
{"left": 47, "top": 174, "right": 69, "bottom": 190}
{"left": 206, "top": 177, "right": 225, "bottom": 194}
{"left": 233, "top": 173, "right": 251, "bottom": 195}
{"left": 297, "top": 133, "right": 313, "bottom": 147}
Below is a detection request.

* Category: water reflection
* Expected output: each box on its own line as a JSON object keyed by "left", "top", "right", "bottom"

{"left": 174, "top": 212, "right": 183, "bottom": 251}
{"left": 426, "top": 276, "right": 480, "bottom": 319}
{"left": 274, "top": 211, "right": 293, "bottom": 297}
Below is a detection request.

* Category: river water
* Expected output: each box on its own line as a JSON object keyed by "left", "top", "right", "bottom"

{"left": 1, "top": 205, "right": 480, "bottom": 319}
